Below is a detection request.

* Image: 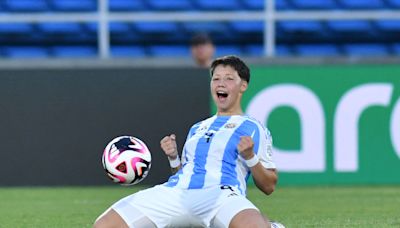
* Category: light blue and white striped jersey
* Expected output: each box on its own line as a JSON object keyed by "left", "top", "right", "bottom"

{"left": 165, "top": 115, "right": 275, "bottom": 195}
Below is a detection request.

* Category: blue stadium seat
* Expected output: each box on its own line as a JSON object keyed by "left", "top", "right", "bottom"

{"left": 337, "top": 0, "right": 386, "bottom": 9}
{"left": 241, "top": 0, "right": 290, "bottom": 10}
{"left": 386, "top": 0, "right": 400, "bottom": 8}
{"left": 275, "top": 0, "right": 291, "bottom": 10}
{"left": 37, "top": 23, "right": 84, "bottom": 35}
{"left": 279, "top": 21, "right": 324, "bottom": 33}
{"left": 109, "top": 22, "right": 134, "bottom": 34}
{"left": 2, "top": 46, "right": 49, "bottom": 58}
{"left": 241, "top": 0, "right": 263, "bottom": 10}
{"left": 326, "top": 20, "right": 374, "bottom": 37}
{"left": 49, "top": 0, "right": 97, "bottom": 12}
{"left": 193, "top": 0, "right": 242, "bottom": 10}
{"left": 229, "top": 21, "right": 263, "bottom": 43}
{"left": 83, "top": 22, "right": 97, "bottom": 33}
{"left": 109, "top": 23, "right": 143, "bottom": 42}
{"left": 244, "top": 44, "right": 292, "bottom": 56}
{"left": 0, "top": 23, "right": 40, "bottom": 44}
{"left": 148, "top": 45, "right": 190, "bottom": 57}
{"left": 51, "top": 46, "right": 97, "bottom": 58}
{"left": 291, "top": 0, "right": 338, "bottom": 9}
{"left": 276, "top": 45, "right": 293, "bottom": 56}
{"left": 244, "top": 45, "right": 263, "bottom": 56}
{"left": 342, "top": 43, "right": 389, "bottom": 56}
{"left": 111, "top": 45, "right": 147, "bottom": 58}
{"left": 182, "top": 22, "right": 227, "bottom": 33}
{"left": 0, "top": 23, "right": 33, "bottom": 34}
{"left": 182, "top": 22, "right": 232, "bottom": 43}
{"left": 3, "top": 0, "right": 49, "bottom": 12}
{"left": 37, "top": 23, "right": 92, "bottom": 43}
{"left": 278, "top": 21, "right": 326, "bottom": 41}
{"left": 147, "top": 0, "right": 194, "bottom": 11}
{"left": 375, "top": 20, "right": 400, "bottom": 33}
{"left": 133, "top": 22, "right": 184, "bottom": 42}
{"left": 85, "top": 22, "right": 134, "bottom": 34}
{"left": 108, "top": 0, "right": 147, "bottom": 11}
{"left": 244, "top": 44, "right": 263, "bottom": 56}
{"left": 134, "top": 22, "right": 180, "bottom": 34}
{"left": 294, "top": 44, "right": 340, "bottom": 56}
{"left": 110, "top": 34, "right": 143, "bottom": 43}
{"left": 84, "top": 23, "right": 141, "bottom": 43}
{"left": 215, "top": 45, "right": 243, "bottom": 57}
{"left": 230, "top": 21, "right": 263, "bottom": 34}
{"left": 391, "top": 43, "right": 400, "bottom": 55}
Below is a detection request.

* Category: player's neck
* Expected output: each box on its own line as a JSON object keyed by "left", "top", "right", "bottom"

{"left": 216, "top": 109, "right": 243, "bottom": 116}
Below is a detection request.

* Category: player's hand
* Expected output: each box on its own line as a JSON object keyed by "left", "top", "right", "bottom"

{"left": 160, "top": 134, "right": 178, "bottom": 159}
{"left": 237, "top": 136, "right": 255, "bottom": 160}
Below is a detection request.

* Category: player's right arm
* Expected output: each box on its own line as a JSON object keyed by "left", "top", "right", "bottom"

{"left": 160, "top": 134, "right": 182, "bottom": 174}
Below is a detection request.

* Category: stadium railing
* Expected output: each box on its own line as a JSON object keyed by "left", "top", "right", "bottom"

{"left": 0, "top": 0, "right": 400, "bottom": 59}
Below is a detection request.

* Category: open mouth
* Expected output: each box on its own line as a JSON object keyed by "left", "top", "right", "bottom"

{"left": 217, "top": 91, "right": 228, "bottom": 99}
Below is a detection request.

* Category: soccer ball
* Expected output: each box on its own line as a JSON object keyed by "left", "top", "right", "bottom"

{"left": 102, "top": 136, "right": 152, "bottom": 186}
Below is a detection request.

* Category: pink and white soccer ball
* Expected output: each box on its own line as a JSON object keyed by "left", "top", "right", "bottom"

{"left": 102, "top": 136, "right": 152, "bottom": 186}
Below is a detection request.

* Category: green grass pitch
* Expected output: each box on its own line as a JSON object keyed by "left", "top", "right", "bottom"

{"left": 0, "top": 185, "right": 399, "bottom": 227}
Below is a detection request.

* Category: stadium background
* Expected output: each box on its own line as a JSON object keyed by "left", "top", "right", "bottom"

{"left": 0, "top": 0, "right": 399, "bottom": 186}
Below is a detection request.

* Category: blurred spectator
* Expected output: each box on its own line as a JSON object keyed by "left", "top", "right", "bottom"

{"left": 190, "top": 33, "right": 215, "bottom": 68}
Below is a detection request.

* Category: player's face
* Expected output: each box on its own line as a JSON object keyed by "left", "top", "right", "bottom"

{"left": 191, "top": 43, "right": 214, "bottom": 67}
{"left": 211, "top": 65, "right": 248, "bottom": 115}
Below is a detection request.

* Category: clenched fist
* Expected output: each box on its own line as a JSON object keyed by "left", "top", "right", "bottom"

{"left": 237, "top": 136, "right": 255, "bottom": 160}
{"left": 160, "top": 134, "right": 178, "bottom": 159}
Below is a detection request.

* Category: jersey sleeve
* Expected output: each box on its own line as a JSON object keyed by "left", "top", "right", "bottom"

{"left": 256, "top": 125, "right": 276, "bottom": 169}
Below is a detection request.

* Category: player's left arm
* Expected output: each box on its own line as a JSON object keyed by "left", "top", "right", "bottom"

{"left": 237, "top": 136, "right": 277, "bottom": 195}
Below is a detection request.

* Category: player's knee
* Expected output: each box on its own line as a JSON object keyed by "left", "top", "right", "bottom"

{"left": 93, "top": 212, "right": 108, "bottom": 228}
{"left": 93, "top": 217, "right": 127, "bottom": 228}
{"left": 229, "top": 209, "right": 269, "bottom": 228}
{"left": 93, "top": 209, "right": 129, "bottom": 228}
{"left": 93, "top": 217, "right": 107, "bottom": 228}
{"left": 230, "top": 219, "right": 267, "bottom": 228}
{"left": 93, "top": 215, "right": 116, "bottom": 228}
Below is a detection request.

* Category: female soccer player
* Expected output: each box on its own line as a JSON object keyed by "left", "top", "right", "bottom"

{"left": 94, "top": 55, "right": 281, "bottom": 228}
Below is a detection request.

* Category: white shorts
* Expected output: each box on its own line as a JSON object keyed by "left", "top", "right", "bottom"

{"left": 112, "top": 184, "right": 258, "bottom": 228}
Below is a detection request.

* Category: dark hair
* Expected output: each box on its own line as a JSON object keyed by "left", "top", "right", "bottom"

{"left": 210, "top": 55, "right": 250, "bottom": 83}
{"left": 190, "top": 33, "right": 213, "bottom": 46}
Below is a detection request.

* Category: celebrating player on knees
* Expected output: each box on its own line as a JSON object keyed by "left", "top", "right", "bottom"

{"left": 94, "top": 55, "right": 284, "bottom": 228}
